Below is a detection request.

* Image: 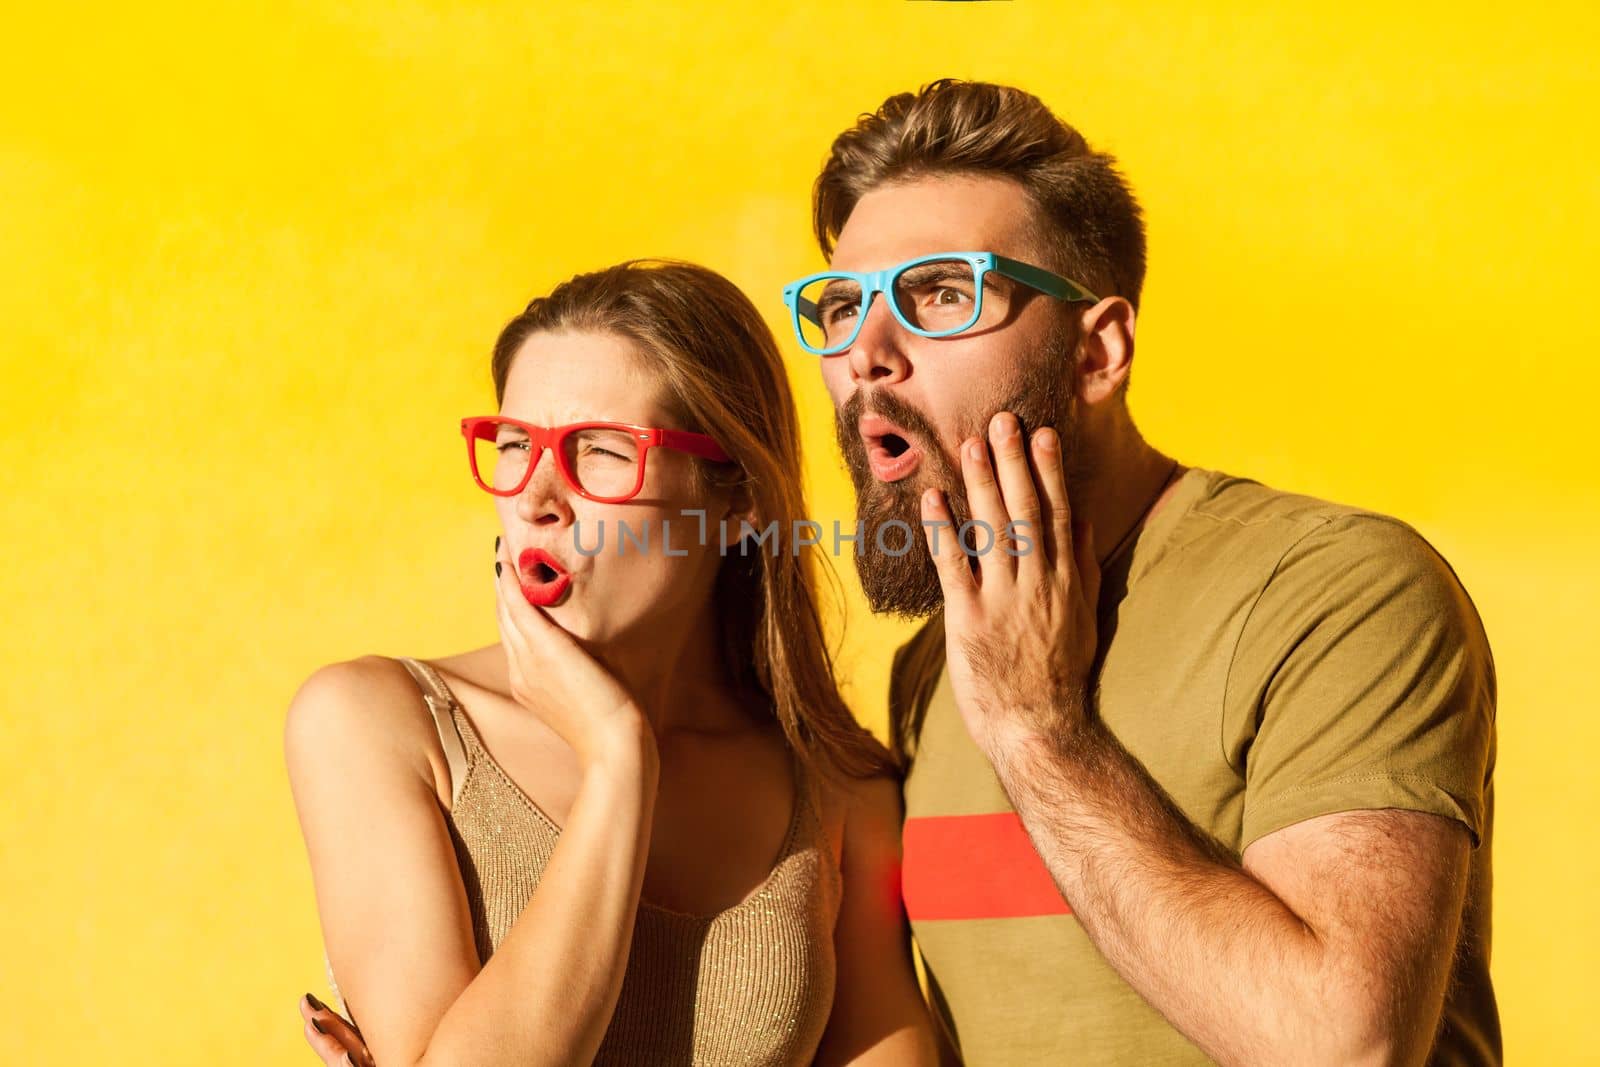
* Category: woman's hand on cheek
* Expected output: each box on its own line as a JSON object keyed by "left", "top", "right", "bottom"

{"left": 494, "top": 538, "right": 653, "bottom": 770}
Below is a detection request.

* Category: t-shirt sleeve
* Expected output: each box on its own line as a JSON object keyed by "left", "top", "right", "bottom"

{"left": 1226, "top": 514, "right": 1497, "bottom": 851}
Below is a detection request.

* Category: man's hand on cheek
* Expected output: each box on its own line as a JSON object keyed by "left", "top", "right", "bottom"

{"left": 918, "top": 410, "right": 1101, "bottom": 758}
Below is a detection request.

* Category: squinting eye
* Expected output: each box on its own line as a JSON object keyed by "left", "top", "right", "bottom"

{"left": 497, "top": 441, "right": 528, "bottom": 453}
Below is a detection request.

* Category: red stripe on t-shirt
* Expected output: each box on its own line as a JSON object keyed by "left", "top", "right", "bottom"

{"left": 902, "top": 813, "right": 1073, "bottom": 920}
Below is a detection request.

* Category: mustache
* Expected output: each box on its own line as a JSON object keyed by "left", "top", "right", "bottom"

{"left": 834, "top": 387, "right": 973, "bottom": 499}
{"left": 837, "top": 389, "right": 940, "bottom": 460}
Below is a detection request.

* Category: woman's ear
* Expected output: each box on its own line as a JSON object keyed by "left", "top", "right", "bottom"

{"left": 718, "top": 480, "right": 760, "bottom": 552}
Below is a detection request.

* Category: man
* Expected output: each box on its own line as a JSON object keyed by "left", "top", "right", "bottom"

{"left": 804, "top": 80, "right": 1497, "bottom": 1066}
{"left": 300, "top": 79, "right": 1498, "bottom": 1065}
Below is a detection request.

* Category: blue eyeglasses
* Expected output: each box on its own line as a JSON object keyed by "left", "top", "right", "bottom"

{"left": 781, "top": 251, "right": 1101, "bottom": 356}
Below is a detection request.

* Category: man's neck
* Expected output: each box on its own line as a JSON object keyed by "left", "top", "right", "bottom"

{"left": 1073, "top": 435, "right": 1184, "bottom": 569}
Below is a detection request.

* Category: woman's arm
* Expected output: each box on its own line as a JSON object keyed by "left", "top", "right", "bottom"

{"left": 285, "top": 655, "right": 658, "bottom": 1067}
{"left": 811, "top": 773, "right": 940, "bottom": 1066}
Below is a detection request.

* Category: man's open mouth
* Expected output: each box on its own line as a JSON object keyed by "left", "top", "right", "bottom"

{"left": 859, "top": 412, "right": 924, "bottom": 482}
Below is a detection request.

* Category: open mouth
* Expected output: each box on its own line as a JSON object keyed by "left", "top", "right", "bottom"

{"left": 860, "top": 413, "right": 924, "bottom": 482}
{"left": 518, "top": 546, "right": 573, "bottom": 607}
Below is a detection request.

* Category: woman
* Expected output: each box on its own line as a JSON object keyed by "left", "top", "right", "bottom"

{"left": 284, "top": 260, "right": 939, "bottom": 1066}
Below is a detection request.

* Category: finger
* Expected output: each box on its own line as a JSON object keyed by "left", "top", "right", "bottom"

{"left": 1024, "top": 426, "right": 1062, "bottom": 567}
{"left": 958, "top": 433, "right": 1010, "bottom": 576}
{"left": 299, "top": 995, "right": 364, "bottom": 1065}
{"left": 921, "top": 486, "right": 978, "bottom": 607}
{"left": 494, "top": 538, "right": 550, "bottom": 651}
{"left": 494, "top": 538, "right": 529, "bottom": 622}
{"left": 494, "top": 561, "right": 541, "bottom": 699}
{"left": 987, "top": 411, "right": 1039, "bottom": 570}
{"left": 492, "top": 550, "right": 524, "bottom": 653}
{"left": 303, "top": 1017, "right": 350, "bottom": 1065}
{"left": 299, "top": 993, "right": 361, "bottom": 1044}
{"left": 1030, "top": 426, "right": 1074, "bottom": 580}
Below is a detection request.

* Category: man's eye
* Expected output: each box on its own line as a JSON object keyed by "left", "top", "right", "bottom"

{"left": 932, "top": 286, "right": 971, "bottom": 305}
{"left": 585, "top": 446, "right": 628, "bottom": 461}
{"left": 497, "top": 441, "right": 529, "bottom": 453}
{"left": 819, "top": 300, "right": 857, "bottom": 324}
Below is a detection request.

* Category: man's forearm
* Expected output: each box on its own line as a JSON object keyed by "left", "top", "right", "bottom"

{"left": 987, "top": 719, "right": 1387, "bottom": 1067}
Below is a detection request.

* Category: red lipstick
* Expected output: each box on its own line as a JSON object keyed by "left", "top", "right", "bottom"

{"left": 518, "top": 546, "right": 573, "bottom": 607}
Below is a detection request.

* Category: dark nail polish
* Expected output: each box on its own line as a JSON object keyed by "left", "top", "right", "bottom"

{"left": 495, "top": 560, "right": 502, "bottom": 577}
{"left": 312, "top": 1018, "right": 327, "bottom": 1035}
{"left": 495, "top": 535, "right": 500, "bottom": 552}
{"left": 305, "top": 992, "right": 326, "bottom": 1011}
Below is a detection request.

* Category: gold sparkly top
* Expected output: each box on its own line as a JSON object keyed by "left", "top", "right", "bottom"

{"left": 323, "top": 656, "right": 842, "bottom": 1065}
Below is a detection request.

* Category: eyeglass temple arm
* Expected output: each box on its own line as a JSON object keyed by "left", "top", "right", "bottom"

{"left": 796, "top": 294, "right": 822, "bottom": 328}
{"left": 658, "top": 428, "right": 732, "bottom": 463}
{"left": 992, "top": 255, "right": 1100, "bottom": 304}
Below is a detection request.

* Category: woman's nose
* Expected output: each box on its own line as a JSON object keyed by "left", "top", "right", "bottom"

{"left": 516, "top": 447, "right": 573, "bottom": 526}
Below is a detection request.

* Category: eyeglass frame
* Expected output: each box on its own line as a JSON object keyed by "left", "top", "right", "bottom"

{"left": 781, "top": 250, "right": 1101, "bottom": 357}
{"left": 460, "top": 416, "right": 733, "bottom": 503}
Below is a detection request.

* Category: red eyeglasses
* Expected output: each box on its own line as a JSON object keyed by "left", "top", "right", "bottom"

{"left": 460, "top": 416, "right": 733, "bottom": 503}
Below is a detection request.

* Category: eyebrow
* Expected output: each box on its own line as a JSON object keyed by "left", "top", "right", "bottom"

{"left": 492, "top": 420, "right": 532, "bottom": 435}
{"left": 896, "top": 262, "right": 975, "bottom": 286}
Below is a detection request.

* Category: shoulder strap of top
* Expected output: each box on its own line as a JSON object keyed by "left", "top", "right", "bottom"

{"left": 399, "top": 657, "right": 470, "bottom": 810}
{"left": 788, "top": 747, "right": 843, "bottom": 905}
{"left": 790, "top": 745, "right": 826, "bottom": 849}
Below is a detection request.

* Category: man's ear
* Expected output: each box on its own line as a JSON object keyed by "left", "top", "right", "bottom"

{"left": 1076, "top": 297, "right": 1136, "bottom": 406}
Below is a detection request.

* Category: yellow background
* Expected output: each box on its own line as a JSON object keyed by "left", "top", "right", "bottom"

{"left": 4, "top": 2, "right": 1595, "bottom": 1062}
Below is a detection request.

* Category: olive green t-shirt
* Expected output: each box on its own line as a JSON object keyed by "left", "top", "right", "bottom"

{"left": 892, "top": 466, "right": 1498, "bottom": 1065}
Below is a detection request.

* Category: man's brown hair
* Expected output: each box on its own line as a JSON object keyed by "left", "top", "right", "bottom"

{"left": 813, "top": 78, "right": 1148, "bottom": 315}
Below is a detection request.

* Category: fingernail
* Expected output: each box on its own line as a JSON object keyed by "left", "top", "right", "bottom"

{"left": 312, "top": 1018, "right": 327, "bottom": 1035}
{"left": 991, "top": 412, "right": 1017, "bottom": 439}
{"left": 495, "top": 534, "right": 501, "bottom": 552}
{"left": 495, "top": 560, "right": 502, "bottom": 577}
{"left": 305, "top": 992, "right": 326, "bottom": 1012}
{"left": 1037, "top": 427, "right": 1058, "bottom": 452}
{"left": 965, "top": 438, "right": 984, "bottom": 462}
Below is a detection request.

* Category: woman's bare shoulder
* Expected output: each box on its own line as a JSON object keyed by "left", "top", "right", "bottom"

{"left": 795, "top": 760, "right": 906, "bottom": 910}
{"left": 283, "top": 654, "right": 443, "bottom": 792}
{"left": 807, "top": 756, "right": 904, "bottom": 859}
{"left": 838, "top": 770, "right": 905, "bottom": 830}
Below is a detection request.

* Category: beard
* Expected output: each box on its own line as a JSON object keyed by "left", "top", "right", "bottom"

{"left": 834, "top": 323, "right": 1084, "bottom": 619}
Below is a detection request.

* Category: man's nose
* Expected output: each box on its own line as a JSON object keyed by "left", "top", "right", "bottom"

{"left": 845, "top": 292, "right": 912, "bottom": 386}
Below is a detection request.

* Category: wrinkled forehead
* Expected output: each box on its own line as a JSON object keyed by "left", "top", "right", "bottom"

{"left": 500, "top": 329, "right": 672, "bottom": 427}
{"left": 828, "top": 174, "right": 1046, "bottom": 274}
